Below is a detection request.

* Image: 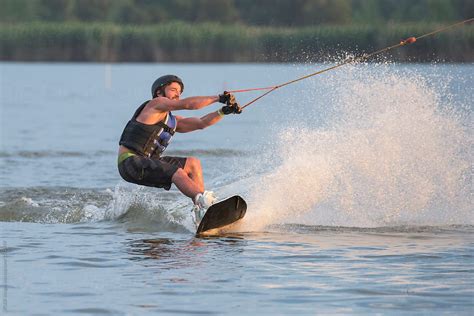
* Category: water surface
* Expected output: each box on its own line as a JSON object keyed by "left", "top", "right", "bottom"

{"left": 1, "top": 62, "right": 473, "bottom": 314}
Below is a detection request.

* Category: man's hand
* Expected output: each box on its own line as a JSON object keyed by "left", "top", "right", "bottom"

{"left": 221, "top": 102, "right": 242, "bottom": 115}
{"left": 218, "top": 91, "right": 236, "bottom": 105}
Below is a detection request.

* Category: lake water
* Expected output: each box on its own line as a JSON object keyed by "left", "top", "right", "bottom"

{"left": 1, "top": 62, "right": 473, "bottom": 315}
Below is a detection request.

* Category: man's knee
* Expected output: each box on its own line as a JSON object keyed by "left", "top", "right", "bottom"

{"left": 171, "top": 168, "right": 187, "bottom": 183}
{"left": 186, "top": 156, "right": 202, "bottom": 171}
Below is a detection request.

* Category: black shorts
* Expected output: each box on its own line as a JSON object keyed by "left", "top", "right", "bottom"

{"left": 118, "top": 155, "right": 187, "bottom": 190}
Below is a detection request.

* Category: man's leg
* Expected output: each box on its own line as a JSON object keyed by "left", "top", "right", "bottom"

{"left": 171, "top": 156, "right": 213, "bottom": 205}
{"left": 171, "top": 168, "right": 202, "bottom": 200}
{"left": 182, "top": 157, "right": 204, "bottom": 192}
{"left": 172, "top": 159, "right": 216, "bottom": 221}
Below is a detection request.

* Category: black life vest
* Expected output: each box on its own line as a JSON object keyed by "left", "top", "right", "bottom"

{"left": 119, "top": 101, "right": 177, "bottom": 158}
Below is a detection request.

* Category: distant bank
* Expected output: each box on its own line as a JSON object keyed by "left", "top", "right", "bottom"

{"left": 1, "top": 22, "right": 472, "bottom": 62}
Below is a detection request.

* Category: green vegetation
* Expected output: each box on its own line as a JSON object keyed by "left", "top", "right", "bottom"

{"left": 1, "top": 0, "right": 472, "bottom": 62}
{"left": 1, "top": 0, "right": 472, "bottom": 26}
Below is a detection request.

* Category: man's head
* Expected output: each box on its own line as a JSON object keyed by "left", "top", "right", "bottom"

{"left": 151, "top": 75, "right": 184, "bottom": 99}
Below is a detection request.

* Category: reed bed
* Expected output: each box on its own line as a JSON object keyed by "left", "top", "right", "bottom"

{"left": 1, "top": 22, "right": 472, "bottom": 62}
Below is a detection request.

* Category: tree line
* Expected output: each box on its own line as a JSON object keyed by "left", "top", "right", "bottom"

{"left": 1, "top": 0, "right": 473, "bottom": 26}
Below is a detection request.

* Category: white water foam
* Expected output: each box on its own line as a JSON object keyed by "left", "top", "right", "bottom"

{"left": 20, "top": 197, "right": 40, "bottom": 207}
{"left": 244, "top": 64, "right": 472, "bottom": 229}
{"left": 108, "top": 181, "right": 195, "bottom": 232}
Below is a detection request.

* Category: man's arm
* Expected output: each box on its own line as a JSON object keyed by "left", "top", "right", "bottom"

{"left": 175, "top": 111, "right": 223, "bottom": 133}
{"left": 150, "top": 96, "right": 219, "bottom": 112}
{"left": 175, "top": 101, "right": 243, "bottom": 133}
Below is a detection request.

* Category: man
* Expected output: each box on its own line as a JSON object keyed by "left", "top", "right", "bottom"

{"left": 118, "top": 75, "right": 241, "bottom": 225}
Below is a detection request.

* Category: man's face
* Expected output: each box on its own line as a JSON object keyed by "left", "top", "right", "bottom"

{"left": 163, "top": 82, "right": 182, "bottom": 100}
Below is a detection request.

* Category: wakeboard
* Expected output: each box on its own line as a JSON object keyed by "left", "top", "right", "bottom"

{"left": 196, "top": 195, "right": 247, "bottom": 235}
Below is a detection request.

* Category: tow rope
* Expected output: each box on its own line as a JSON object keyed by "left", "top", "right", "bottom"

{"left": 227, "top": 18, "right": 473, "bottom": 111}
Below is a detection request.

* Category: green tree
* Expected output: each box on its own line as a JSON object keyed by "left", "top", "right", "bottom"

{"left": 301, "top": 0, "right": 352, "bottom": 25}
{"left": 352, "top": 0, "right": 382, "bottom": 24}
{"left": 0, "top": 0, "right": 470, "bottom": 25}
{"left": 0, "top": 0, "right": 41, "bottom": 22}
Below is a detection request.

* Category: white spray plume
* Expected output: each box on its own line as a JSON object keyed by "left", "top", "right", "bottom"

{"left": 244, "top": 65, "right": 472, "bottom": 229}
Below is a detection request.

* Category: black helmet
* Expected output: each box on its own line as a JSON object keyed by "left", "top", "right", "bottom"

{"left": 151, "top": 75, "right": 184, "bottom": 97}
